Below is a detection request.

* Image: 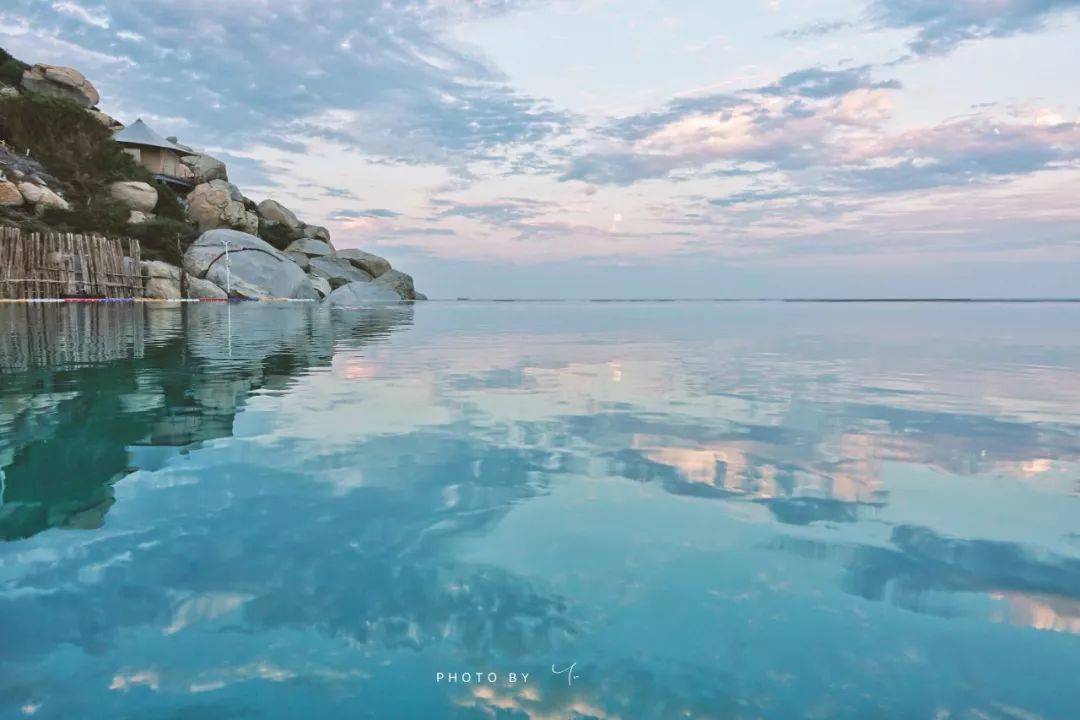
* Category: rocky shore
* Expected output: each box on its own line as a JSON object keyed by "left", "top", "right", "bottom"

{"left": 0, "top": 48, "right": 424, "bottom": 303}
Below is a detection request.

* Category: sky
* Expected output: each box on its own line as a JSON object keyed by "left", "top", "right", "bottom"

{"left": 1, "top": 0, "right": 1078, "bottom": 298}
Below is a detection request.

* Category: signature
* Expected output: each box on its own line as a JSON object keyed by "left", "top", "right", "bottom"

{"left": 551, "top": 662, "right": 579, "bottom": 687}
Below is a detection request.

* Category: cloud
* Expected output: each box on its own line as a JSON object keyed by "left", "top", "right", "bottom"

{"left": 560, "top": 53, "right": 1078, "bottom": 207}
{"left": 870, "top": 0, "right": 1080, "bottom": 56}
{"left": 759, "top": 65, "right": 901, "bottom": 99}
{"left": 2, "top": 1, "right": 570, "bottom": 167}
{"left": 319, "top": 186, "right": 358, "bottom": 200}
{"left": 709, "top": 187, "right": 813, "bottom": 208}
{"left": 432, "top": 197, "right": 553, "bottom": 225}
{"left": 563, "top": 66, "right": 901, "bottom": 186}
{"left": 605, "top": 93, "right": 741, "bottom": 143}
{"left": 51, "top": 1, "right": 109, "bottom": 29}
{"left": 560, "top": 152, "right": 683, "bottom": 185}
{"left": 333, "top": 208, "right": 402, "bottom": 219}
{"left": 778, "top": 19, "right": 854, "bottom": 40}
{"left": 833, "top": 117, "right": 1080, "bottom": 192}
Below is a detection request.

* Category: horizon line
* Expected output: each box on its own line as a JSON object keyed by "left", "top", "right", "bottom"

{"left": 433, "top": 297, "right": 1080, "bottom": 303}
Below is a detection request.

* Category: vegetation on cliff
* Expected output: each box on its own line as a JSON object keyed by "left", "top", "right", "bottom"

{"left": 0, "top": 47, "right": 27, "bottom": 86}
{"left": 0, "top": 46, "right": 193, "bottom": 261}
{"left": 0, "top": 45, "right": 421, "bottom": 298}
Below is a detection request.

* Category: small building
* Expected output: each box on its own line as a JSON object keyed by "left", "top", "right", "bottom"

{"left": 113, "top": 118, "right": 195, "bottom": 189}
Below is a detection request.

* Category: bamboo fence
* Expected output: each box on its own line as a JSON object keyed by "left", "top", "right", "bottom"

{"left": 0, "top": 226, "right": 143, "bottom": 299}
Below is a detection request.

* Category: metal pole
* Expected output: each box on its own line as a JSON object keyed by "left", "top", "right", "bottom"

{"left": 222, "top": 239, "right": 231, "bottom": 295}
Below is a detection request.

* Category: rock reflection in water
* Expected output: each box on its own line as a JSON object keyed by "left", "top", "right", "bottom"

{"left": 0, "top": 302, "right": 414, "bottom": 540}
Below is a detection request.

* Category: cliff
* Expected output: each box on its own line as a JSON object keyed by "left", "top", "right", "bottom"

{"left": 0, "top": 47, "right": 423, "bottom": 302}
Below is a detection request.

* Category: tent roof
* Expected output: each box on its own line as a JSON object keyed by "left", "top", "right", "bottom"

{"left": 112, "top": 118, "right": 186, "bottom": 152}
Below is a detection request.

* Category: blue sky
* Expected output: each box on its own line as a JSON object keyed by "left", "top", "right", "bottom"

{"left": 2, "top": 1, "right": 1078, "bottom": 297}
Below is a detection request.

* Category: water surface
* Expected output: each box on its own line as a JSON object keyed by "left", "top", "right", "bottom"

{"left": 1, "top": 302, "right": 1078, "bottom": 718}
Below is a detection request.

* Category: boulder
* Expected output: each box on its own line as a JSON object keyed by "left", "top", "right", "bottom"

{"left": 0, "top": 180, "right": 23, "bottom": 207}
{"left": 183, "top": 229, "right": 318, "bottom": 300}
{"left": 142, "top": 260, "right": 181, "bottom": 280}
{"left": 144, "top": 275, "right": 181, "bottom": 299}
{"left": 142, "top": 260, "right": 182, "bottom": 299}
{"left": 186, "top": 180, "right": 259, "bottom": 234}
{"left": 371, "top": 269, "right": 416, "bottom": 300}
{"left": 180, "top": 153, "right": 228, "bottom": 183}
{"left": 308, "top": 255, "right": 373, "bottom": 290}
{"left": 186, "top": 275, "right": 228, "bottom": 300}
{"left": 257, "top": 199, "right": 303, "bottom": 233}
{"left": 334, "top": 248, "right": 392, "bottom": 278}
{"left": 303, "top": 224, "right": 331, "bottom": 242}
{"left": 109, "top": 181, "right": 157, "bottom": 212}
{"left": 0, "top": 146, "right": 55, "bottom": 186}
{"left": 141, "top": 260, "right": 228, "bottom": 300}
{"left": 284, "top": 251, "right": 310, "bottom": 271}
{"left": 309, "top": 275, "right": 332, "bottom": 299}
{"left": 0, "top": 85, "right": 18, "bottom": 99}
{"left": 284, "top": 237, "right": 333, "bottom": 258}
{"left": 325, "top": 281, "right": 401, "bottom": 306}
{"left": 128, "top": 210, "right": 154, "bottom": 224}
{"left": 86, "top": 109, "right": 123, "bottom": 130}
{"left": 17, "top": 182, "right": 69, "bottom": 212}
{"left": 20, "top": 64, "right": 100, "bottom": 107}
{"left": 414, "top": 292, "right": 428, "bottom": 301}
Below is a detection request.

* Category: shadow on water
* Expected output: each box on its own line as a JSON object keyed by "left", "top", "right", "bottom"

{"left": 0, "top": 302, "right": 414, "bottom": 540}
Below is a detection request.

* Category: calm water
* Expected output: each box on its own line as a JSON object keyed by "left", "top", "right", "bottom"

{"left": 1, "top": 302, "right": 1078, "bottom": 719}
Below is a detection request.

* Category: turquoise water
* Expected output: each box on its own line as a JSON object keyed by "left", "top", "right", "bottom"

{"left": 1, "top": 301, "right": 1078, "bottom": 719}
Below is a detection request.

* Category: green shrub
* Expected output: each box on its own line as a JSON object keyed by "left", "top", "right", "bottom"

{"left": 0, "top": 47, "right": 28, "bottom": 87}
{"left": 127, "top": 217, "right": 198, "bottom": 263}
{"left": 0, "top": 93, "right": 146, "bottom": 205}
{"left": 39, "top": 198, "right": 130, "bottom": 236}
{"left": 151, "top": 181, "right": 186, "bottom": 220}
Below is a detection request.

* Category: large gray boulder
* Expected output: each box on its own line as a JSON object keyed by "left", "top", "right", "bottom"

{"left": 109, "top": 181, "right": 157, "bottom": 213}
{"left": 141, "top": 260, "right": 228, "bottom": 300}
{"left": 371, "top": 269, "right": 416, "bottom": 300}
{"left": 325, "top": 281, "right": 401, "bottom": 306}
{"left": 187, "top": 180, "right": 259, "bottom": 234}
{"left": 142, "top": 260, "right": 181, "bottom": 299}
{"left": 335, "top": 248, "right": 391, "bottom": 278}
{"left": 303, "top": 225, "right": 331, "bottom": 243}
{"left": 180, "top": 153, "right": 227, "bottom": 183}
{"left": 257, "top": 199, "right": 303, "bottom": 233}
{"left": 142, "top": 260, "right": 180, "bottom": 279}
{"left": 309, "top": 275, "right": 332, "bottom": 299}
{"left": 285, "top": 237, "right": 333, "bottom": 258}
{"left": 187, "top": 275, "right": 228, "bottom": 299}
{"left": 284, "top": 251, "right": 310, "bottom": 271}
{"left": 183, "top": 229, "right": 318, "bottom": 300}
{"left": 21, "top": 64, "right": 99, "bottom": 107}
{"left": 308, "top": 255, "right": 373, "bottom": 289}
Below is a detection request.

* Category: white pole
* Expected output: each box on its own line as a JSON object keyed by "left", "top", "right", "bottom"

{"left": 222, "top": 240, "right": 231, "bottom": 295}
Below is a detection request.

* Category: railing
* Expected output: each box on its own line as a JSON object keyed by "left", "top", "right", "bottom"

{"left": 0, "top": 226, "right": 143, "bottom": 299}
